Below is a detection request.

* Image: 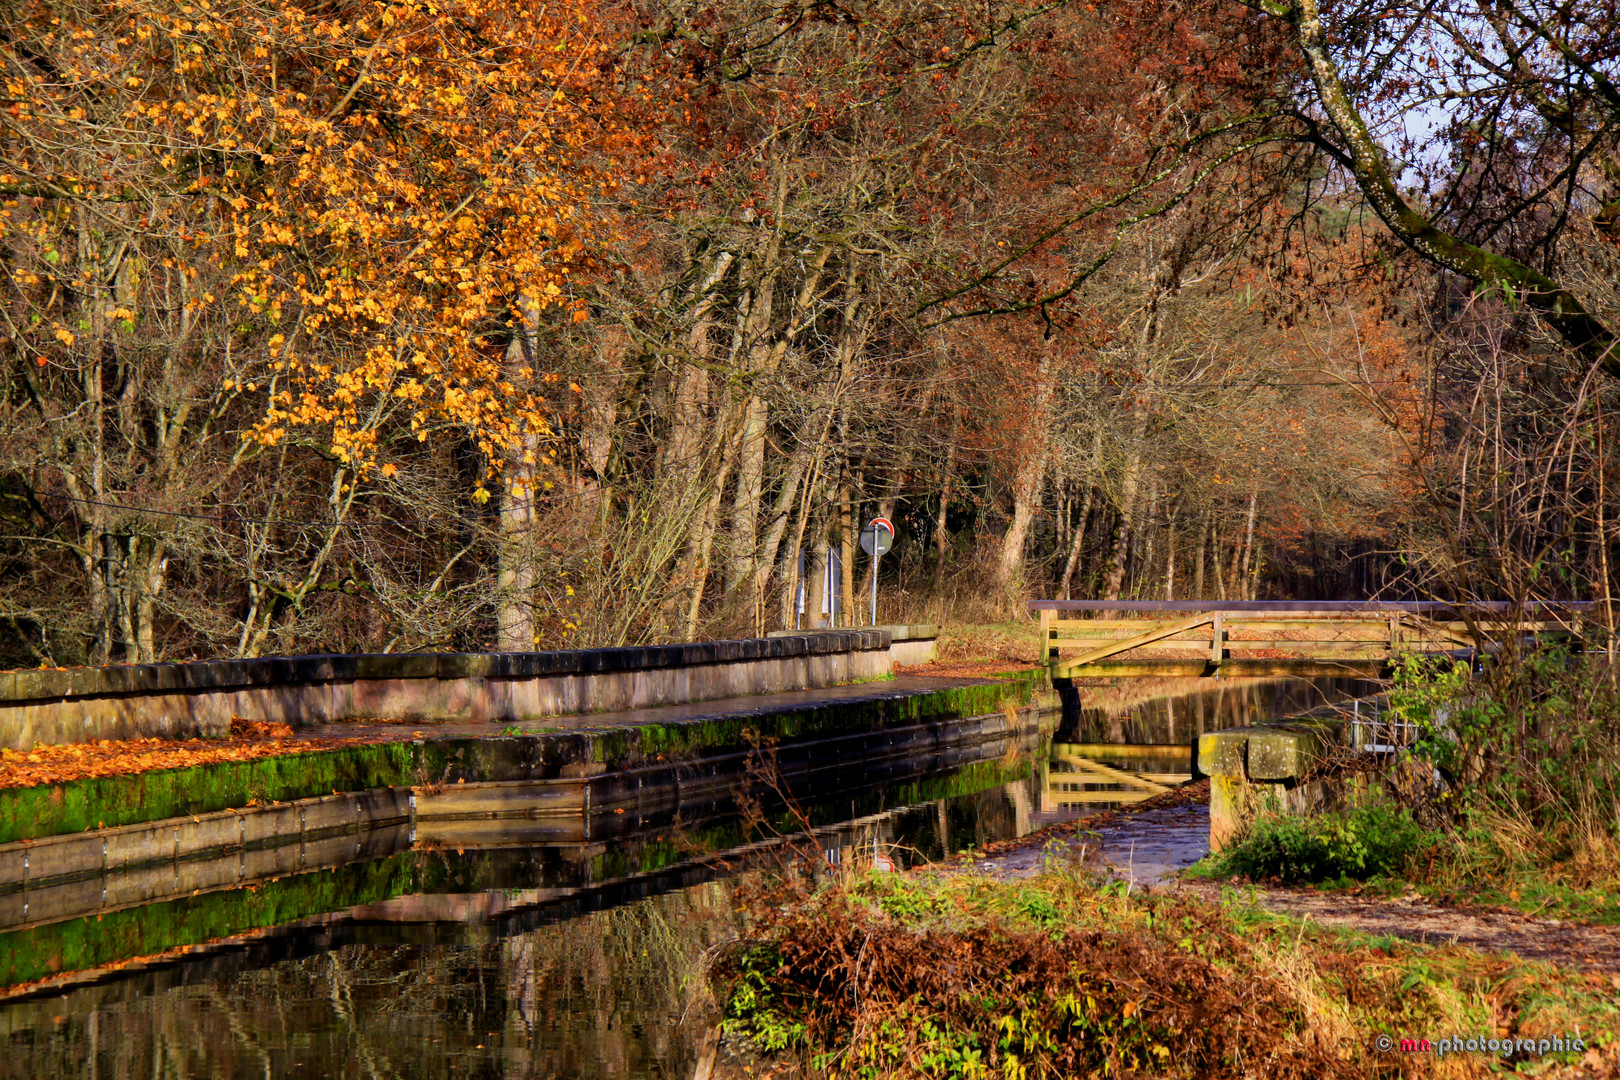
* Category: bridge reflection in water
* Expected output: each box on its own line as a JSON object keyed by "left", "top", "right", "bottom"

{"left": 1038, "top": 675, "right": 1377, "bottom": 818}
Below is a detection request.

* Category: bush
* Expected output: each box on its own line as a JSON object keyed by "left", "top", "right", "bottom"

{"left": 1391, "top": 647, "right": 1620, "bottom": 823}
{"left": 1204, "top": 801, "right": 1433, "bottom": 884}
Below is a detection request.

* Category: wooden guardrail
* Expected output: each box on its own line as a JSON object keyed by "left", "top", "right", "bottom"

{"left": 1029, "top": 600, "right": 1590, "bottom": 679}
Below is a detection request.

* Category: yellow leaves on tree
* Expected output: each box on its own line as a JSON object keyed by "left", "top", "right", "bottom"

{"left": 3, "top": 0, "right": 632, "bottom": 476}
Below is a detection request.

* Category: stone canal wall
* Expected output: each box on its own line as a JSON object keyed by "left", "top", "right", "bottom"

{"left": 0, "top": 672, "right": 1051, "bottom": 933}
{"left": 0, "top": 630, "right": 920, "bottom": 749}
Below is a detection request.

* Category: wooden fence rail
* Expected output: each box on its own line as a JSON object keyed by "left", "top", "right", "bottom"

{"left": 1029, "top": 600, "right": 1593, "bottom": 679}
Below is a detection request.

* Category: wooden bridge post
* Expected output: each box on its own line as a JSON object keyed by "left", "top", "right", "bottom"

{"left": 1388, "top": 614, "right": 1402, "bottom": 661}
{"left": 1211, "top": 614, "right": 1224, "bottom": 666}
{"left": 1039, "top": 608, "right": 1054, "bottom": 663}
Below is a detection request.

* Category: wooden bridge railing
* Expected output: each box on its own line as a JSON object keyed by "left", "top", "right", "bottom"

{"left": 1029, "top": 600, "right": 1592, "bottom": 678}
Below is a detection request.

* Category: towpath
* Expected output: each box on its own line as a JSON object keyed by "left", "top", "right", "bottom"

{"left": 955, "top": 782, "right": 1620, "bottom": 976}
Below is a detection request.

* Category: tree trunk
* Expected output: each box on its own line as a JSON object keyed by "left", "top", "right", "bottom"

{"left": 776, "top": 425, "right": 828, "bottom": 630}
{"left": 752, "top": 401, "right": 838, "bottom": 626}
{"left": 1238, "top": 487, "right": 1259, "bottom": 600}
{"left": 1102, "top": 456, "right": 1141, "bottom": 604}
{"left": 807, "top": 525, "right": 830, "bottom": 629}
{"left": 1192, "top": 507, "right": 1209, "bottom": 599}
{"left": 839, "top": 475, "right": 856, "bottom": 626}
{"left": 682, "top": 437, "right": 739, "bottom": 641}
{"left": 933, "top": 437, "right": 957, "bottom": 594}
{"left": 1058, "top": 486, "right": 1095, "bottom": 601}
{"left": 578, "top": 326, "right": 628, "bottom": 526}
{"left": 995, "top": 339, "right": 1056, "bottom": 589}
{"left": 496, "top": 294, "right": 542, "bottom": 651}
{"left": 135, "top": 537, "right": 165, "bottom": 663}
{"left": 1164, "top": 508, "right": 1178, "bottom": 600}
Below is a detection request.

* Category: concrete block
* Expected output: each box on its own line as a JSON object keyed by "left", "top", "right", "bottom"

{"left": 1208, "top": 773, "right": 1254, "bottom": 851}
{"left": 438, "top": 653, "right": 496, "bottom": 680}
{"left": 179, "top": 662, "right": 228, "bottom": 691}
{"left": 7, "top": 671, "right": 38, "bottom": 701}
{"left": 1197, "top": 730, "right": 1250, "bottom": 778}
{"left": 238, "top": 803, "right": 306, "bottom": 847}
{"left": 415, "top": 779, "right": 586, "bottom": 819}
{"left": 538, "top": 651, "right": 579, "bottom": 676}
{"left": 103, "top": 824, "right": 178, "bottom": 871}
{"left": 290, "top": 654, "right": 337, "bottom": 683}
{"left": 95, "top": 666, "right": 135, "bottom": 694}
{"left": 240, "top": 658, "right": 279, "bottom": 685}
{"left": 150, "top": 664, "right": 185, "bottom": 691}
{"left": 352, "top": 654, "right": 398, "bottom": 680}
{"left": 37, "top": 669, "right": 71, "bottom": 699}
{"left": 1245, "top": 723, "right": 1337, "bottom": 781}
{"left": 266, "top": 657, "right": 300, "bottom": 683}
{"left": 394, "top": 653, "right": 440, "bottom": 679}
{"left": 325, "top": 654, "right": 360, "bottom": 682}
{"left": 68, "top": 667, "right": 106, "bottom": 697}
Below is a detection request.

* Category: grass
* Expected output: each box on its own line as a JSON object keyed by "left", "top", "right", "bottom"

{"left": 1405, "top": 808, "right": 1620, "bottom": 926}
{"left": 934, "top": 621, "right": 1041, "bottom": 665}
{"left": 715, "top": 860, "right": 1620, "bottom": 1078}
{"left": 1190, "top": 648, "right": 1620, "bottom": 925}
{"left": 1191, "top": 797, "right": 1620, "bottom": 924}
{"left": 1191, "top": 798, "right": 1437, "bottom": 886}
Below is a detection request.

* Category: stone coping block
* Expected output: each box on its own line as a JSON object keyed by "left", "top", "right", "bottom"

{"left": 877, "top": 624, "right": 938, "bottom": 642}
{"left": 768, "top": 624, "right": 936, "bottom": 642}
{"left": 1199, "top": 713, "right": 1354, "bottom": 851}
{"left": 1196, "top": 718, "right": 1343, "bottom": 782}
{"left": 0, "top": 631, "right": 890, "bottom": 706}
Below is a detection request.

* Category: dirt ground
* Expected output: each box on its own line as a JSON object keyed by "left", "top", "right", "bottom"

{"left": 1174, "top": 879, "right": 1620, "bottom": 976}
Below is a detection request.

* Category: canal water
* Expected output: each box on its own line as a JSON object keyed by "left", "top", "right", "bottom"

{"left": 0, "top": 675, "right": 1372, "bottom": 1079}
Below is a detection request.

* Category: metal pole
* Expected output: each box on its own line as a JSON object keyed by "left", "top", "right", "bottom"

{"left": 871, "top": 553, "right": 879, "bottom": 625}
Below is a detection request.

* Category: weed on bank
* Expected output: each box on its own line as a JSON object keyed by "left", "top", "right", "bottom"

{"left": 1193, "top": 648, "right": 1620, "bottom": 924}
{"left": 714, "top": 861, "right": 1618, "bottom": 1078}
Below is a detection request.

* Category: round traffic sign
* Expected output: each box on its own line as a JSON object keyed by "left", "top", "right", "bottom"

{"left": 859, "top": 523, "right": 893, "bottom": 557}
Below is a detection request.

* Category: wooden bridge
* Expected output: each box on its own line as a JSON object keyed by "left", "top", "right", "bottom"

{"left": 1031, "top": 600, "right": 1593, "bottom": 680}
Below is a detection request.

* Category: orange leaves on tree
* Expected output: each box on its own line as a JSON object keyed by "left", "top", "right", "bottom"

{"left": 4, "top": 0, "right": 638, "bottom": 477}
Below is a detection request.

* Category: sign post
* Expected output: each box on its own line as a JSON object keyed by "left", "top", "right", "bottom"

{"left": 858, "top": 517, "right": 894, "bottom": 625}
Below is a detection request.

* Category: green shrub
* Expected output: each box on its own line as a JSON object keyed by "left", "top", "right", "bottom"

{"left": 1204, "top": 801, "right": 1434, "bottom": 884}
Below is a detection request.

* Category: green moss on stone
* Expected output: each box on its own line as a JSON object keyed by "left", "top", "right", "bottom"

{"left": 0, "top": 855, "right": 418, "bottom": 986}
{"left": 0, "top": 743, "right": 424, "bottom": 845}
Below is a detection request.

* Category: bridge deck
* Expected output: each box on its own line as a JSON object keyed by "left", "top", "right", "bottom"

{"left": 1030, "top": 600, "right": 1590, "bottom": 679}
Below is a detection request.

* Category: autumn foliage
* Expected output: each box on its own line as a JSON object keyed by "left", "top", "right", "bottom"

{"left": 0, "top": 729, "right": 374, "bottom": 790}
{"left": 0, "top": 0, "right": 1612, "bottom": 664}
{"left": 2, "top": 0, "right": 632, "bottom": 480}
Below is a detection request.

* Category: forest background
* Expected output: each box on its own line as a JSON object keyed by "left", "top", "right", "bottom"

{"left": 0, "top": 0, "right": 1616, "bottom": 665}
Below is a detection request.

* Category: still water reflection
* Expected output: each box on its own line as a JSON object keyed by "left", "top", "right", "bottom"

{"left": 0, "top": 676, "right": 1372, "bottom": 1079}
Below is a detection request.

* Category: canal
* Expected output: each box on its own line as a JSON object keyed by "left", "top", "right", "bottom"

{"left": 0, "top": 675, "right": 1373, "bottom": 1078}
